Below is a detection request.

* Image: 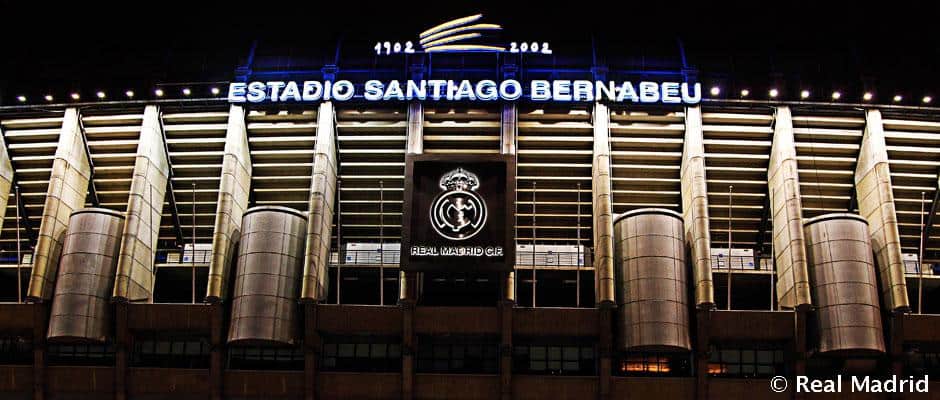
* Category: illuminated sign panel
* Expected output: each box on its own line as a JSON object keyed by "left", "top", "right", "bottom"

{"left": 401, "top": 154, "right": 515, "bottom": 272}
{"left": 228, "top": 80, "right": 702, "bottom": 104}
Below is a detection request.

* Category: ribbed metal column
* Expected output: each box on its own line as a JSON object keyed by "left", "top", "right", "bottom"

{"left": 48, "top": 208, "right": 124, "bottom": 342}
{"left": 301, "top": 101, "right": 338, "bottom": 301}
{"left": 855, "top": 109, "right": 910, "bottom": 312}
{"left": 681, "top": 106, "right": 716, "bottom": 308}
{"left": 0, "top": 125, "right": 15, "bottom": 239}
{"left": 228, "top": 206, "right": 306, "bottom": 345}
{"left": 592, "top": 102, "right": 615, "bottom": 306}
{"left": 614, "top": 208, "right": 691, "bottom": 352}
{"left": 206, "top": 104, "right": 252, "bottom": 302}
{"left": 768, "top": 106, "right": 812, "bottom": 309}
{"left": 27, "top": 108, "right": 92, "bottom": 302}
{"left": 804, "top": 214, "right": 885, "bottom": 355}
{"left": 112, "top": 105, "right": 170, "bottom": 301}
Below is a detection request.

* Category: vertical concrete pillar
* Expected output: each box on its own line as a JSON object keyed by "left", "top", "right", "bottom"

{"left": 206, "top": 105, "right": 252, "bottom": 302}
{"left": 32, "top": 303, "right": 48, "bottom": 400}
{"left": 592, "top": 103, "right": 615, "bottom": 400}
{"left": 501, "top": 102, "right": 517, "bottom": 304}
{"left": 0, "top": 125, "right": 15, "bottom": 236}
{"left": 855, "top": 109, "right": 910, "bottom": 312}
{"left": 112, "top": 105, "right": 170, "bottom": 301}
{"left": 114, "top": 302, "right": 129, "bottom": 400}
{"left": 499, "top": 102, "right": 516, "bottom": 400}
{"left": 400, "top": 101, "right": 424, "bottom": 303}
{"left": 401, "top": 100, "right": 422, "bottom": 400}
{"left": 592, "top": 102, "right": 615, "bottom": 306}
{"left": 304, "top": 303, "right": 320, "bottom": 400}
{"left": 681, "top": 106, "right": 716, "bottom": 308}
{"left": 500, "top": 103, "right": 517, "bottom": 155}
{"left": 26, "top": 108, "right": 91, "bottom": 301}
{"left": 301, "top": 101, "right": 338, "bottom": 301}
{"left": 767, "top": 106, "right": 812, "bottom": 309}
{"left": 209, "top": 304, "right": 224, "bottom": 400}
{"left": 406, "top": 101, "right": 424, "bottom": 154}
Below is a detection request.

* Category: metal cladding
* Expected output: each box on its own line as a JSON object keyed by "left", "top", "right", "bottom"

{"left": 768, "top": 106, "right": 812, "bottom": 309}
{"left": 803, "top": 214, "right": 885, "bottom": 355}
{"left": 680, "top": 106, "right": 715, "bottom": 308}
{"left": 113, "top": 105, "right": 169, "bottom": 302}
{"left": 27, "top": 108, "right": 92, "bottom": 302}
{"left": 613, "top": 208, "right": 691, "bottom": 352}
{"left": 855, "top": 110, "right": 909, "bottom": 312}
{"left": 228, "top": 206, "right": 307, "bottom": 345}
{"left": 207, "top": 105, "right": 252, "bottom": 302}
{"left": 47, "top": 208, "right": 125, "bottom": 342}
{"left": 592, "top": 102, "right": 616, "bottom": 306}
{"left": 301, "top": 101, "right": 338, "bottom": 302}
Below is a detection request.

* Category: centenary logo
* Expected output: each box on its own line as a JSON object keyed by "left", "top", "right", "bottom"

{"left": 430, "top": 168, "right": 488, "bottom": 241}
{"left": 375, "top": 13, "right": 552, "bottom": 55}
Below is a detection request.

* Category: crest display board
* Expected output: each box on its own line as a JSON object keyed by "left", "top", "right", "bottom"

{"left": 402, "top": 154, "right": 515, "bottom": 272}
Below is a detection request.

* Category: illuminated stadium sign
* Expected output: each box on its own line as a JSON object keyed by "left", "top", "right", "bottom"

{"left": 228, "top": 80, "right": 702, "bottom": 104}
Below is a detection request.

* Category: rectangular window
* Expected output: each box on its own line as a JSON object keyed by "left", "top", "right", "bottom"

{"left": 708, "top": 345, "right": 785, "bottom": 378}
{"left": 618, "top": 352, "right": 691, "bottom": 377}
{"left": 47, "top": 343, "right": 115, "bottom": 366}
{"left": 132, "top": 334, "right": 210, "bottom": 368}
{"left": 416, "top": 335, "right": 499, "bottom": 374}
{"left": 0, "top": 335, "right": 32, "bottom": 365}
{"left": 905, "top": 347, "right": 940, "bottom": 376}
{"left": 227, "top": 344, "right": 304, "bottom": 370}
{"left": 513, "top": 342, "right": 596, "bottom": 376}
{"left": 320, "top": 336, "right": 401, "bottom": 372}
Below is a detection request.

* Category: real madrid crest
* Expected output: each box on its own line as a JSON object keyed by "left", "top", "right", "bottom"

{"left": 430, "top": 168, "right": 488, "bottom": 240}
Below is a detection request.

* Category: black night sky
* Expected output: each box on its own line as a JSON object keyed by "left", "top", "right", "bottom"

{"left": 1, "top": 1, "right": 938, "bottom": 104}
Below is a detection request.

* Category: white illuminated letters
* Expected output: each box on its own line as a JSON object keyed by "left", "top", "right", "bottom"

{"left": 332, "top": 80, "right": 355, "bottom": 101}
{"left": 228, "top": 82, "right": 247, "bottom": 102}
{"left": 476, "top": 80, "right": 498, "bottom": 101}
{"left": 499, "top": 80, "right": 522, "bottom": 100}
{"left": 639, "top": 81, "right": 660, "bottom": 103}
{"left": 661, "top": 82, "right": 681, "bottom": 104}
{"left": 302, "top": 81, "right": 323, "bottom": 101}
{"left": 227, "top": 79, "right": 703, "bottom": 104}
{"left": 530, "top": 80, "right": 551, "bottom": 101}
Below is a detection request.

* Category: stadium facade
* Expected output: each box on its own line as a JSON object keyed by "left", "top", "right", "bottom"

{"left": 2, "top": 15, "right": 940, "bottom": 400}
